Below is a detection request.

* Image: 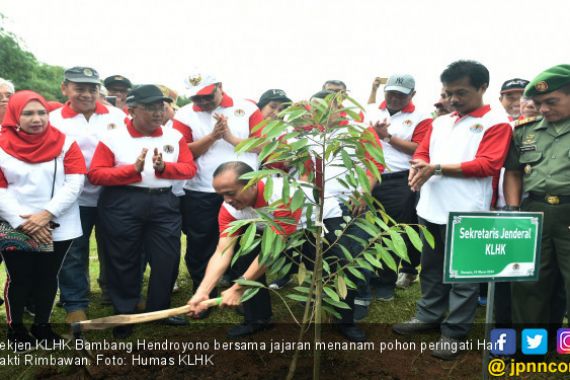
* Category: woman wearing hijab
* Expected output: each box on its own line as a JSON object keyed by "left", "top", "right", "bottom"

{"left": 0, "top": 91, "right": 86, "bottom": 349}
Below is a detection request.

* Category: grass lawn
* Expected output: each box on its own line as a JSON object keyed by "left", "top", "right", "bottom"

{"left": 0, "top": 234, "right": 494, "bottom": 379}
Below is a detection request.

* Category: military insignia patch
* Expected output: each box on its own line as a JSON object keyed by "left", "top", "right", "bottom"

{"left": 524, "top": 164, "right": 532, "bottom": 175}
{"left": 107, "top": 123, "right": 117, "bottom": 130}
{"left": 469, "top": 124, "right": 484, "bottom": 133}
{"left": 188, "top": 74, "right": 202, "bottom": 86}
{"left": 522, "top": 134, "right": 536, "bottom": 145}
{"left": 535, "top": 81, "right": 548, "bottom": 92}
{"left": 83, "top": 68, "right": 93, "bottom": 77}
{"left": 163, "top": 144, "right": 174, "bottom": 153}
{"left": 403, "top": 119, "right": 413, "bottom": 127}
{"left": 234, "top": 109, "right": 245, "bottom": 117}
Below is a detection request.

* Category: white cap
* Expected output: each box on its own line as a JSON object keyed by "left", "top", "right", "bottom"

{"left": 384, "top": 74, "right": 415, "bottom": 95}
{"left": 184, "top": 72, "right": 219, "bottom": 97}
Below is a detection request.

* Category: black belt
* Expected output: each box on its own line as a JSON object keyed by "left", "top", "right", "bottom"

{"left": 528, "top": 192, "right": 570, "bottom": 205}
{"left": 382, "top": 170, "right": 409, "bottom": 180}
{"left": 120, "top": 186, "right": 172, "bottom": 194}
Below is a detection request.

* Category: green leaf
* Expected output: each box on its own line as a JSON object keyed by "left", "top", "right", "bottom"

{"left": 338, "top": 244, "right": 353, "bottom": 261}
{"left": 404, "top": 225, "right": 423, "bottom": 252}
{"left": 290, "top": 188, "right": 305, "bottom": 211}
{"left": 322, "top": 305, "right": 341, "bottom": 319}
{"left": 364, "top": 252, "right": 382, "bottom": 268}
{"left": 336, "top": 275, "right": 348, "bottom": 300}
{"left": 258, "top": 140, "right": 280, "bottom": 163}
{"left": 355, "top": 166, "right": 371, "bottom": 193}
{"left": 234, "top": 279, "right": 265, "bottom": 288}
{"left": 379, "top": 247, "right": 398, "bottom": 272}
{"left": 388, "top": 229, "right": 407, "bottom": 258}
{"left": 293, "top": 286, "right": 310, "bottom": 294}
{"left": 240, "top": 288, "right": 260, "bottom": 303}
{"left": 282, "top": 178, "right": 290, "bottom": 201}
{"left": 347, "top": 266, "right": 366, "bottom": 281}
{"left": 419, "top": 224, "right": 435, "bottom": 249}
{"left": 297, "top": 261, "right": 307, "bottom": 285}
{"left": 323, "top": 286, "right": 340, "bottom": 302}
{"left": 323, "top": 298, "right": 351, "bottom": 310}
{"left": 286, "top": 293, "right": 309, "bottom": 303}
{"left": 263, "top": 176, "right": 273, "bottom": 202}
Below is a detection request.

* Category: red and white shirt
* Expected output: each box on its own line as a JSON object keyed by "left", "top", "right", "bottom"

{"left": 172, "top": 93, "right": 263, "bottom": 192}
{"left": 50, "top": 102, "right": 126, "bottom": 206}
{"left": 218, "top": 177, "right": 342, "bottom": 237}
{"left": 0, "top": 137, "right": 86, "bottom": 241}
{"left": 87, "top": 120, "right": 196, "bottom": 188}
{"left": 414, "top": 105, "right": 512, "bottom": 224}
{"left": 366, "top": 101, "right": 431, "bottom": 173}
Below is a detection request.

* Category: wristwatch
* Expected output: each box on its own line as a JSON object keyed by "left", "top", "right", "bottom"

{"left": 433, "top": 164, "right": 443, "bottom": 176}
{"left": 382, "top": 133, "right": 392, "bottom": 143}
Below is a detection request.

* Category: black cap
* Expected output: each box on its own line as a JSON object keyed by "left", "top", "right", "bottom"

{"left": 311, "top": 89, "right": 335, "bottom": 100}
{"left": 64, "top": 66, "right": 100, "bottom": 84}
{"left": 500, "top": 78, "right": 529, "bottom": 94}
{"left": 257, "top": 89, "right": 291, "bottom": 109}
{"left": 126, "top": 85, "right": 169, "bottom": 105}
{"left": 104, "top": 75, "right": 133, "bottom": 89}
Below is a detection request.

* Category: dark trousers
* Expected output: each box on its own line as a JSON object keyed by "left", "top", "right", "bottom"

{"left": 416, "top": 218, "right": 478, "bottom": 338}
{"left": 2, "top": 240, "right": 71, "bottom": 326}
{"left": 98, "top": 187, "right": 181, "bottom": 314}
{"left": 229, "top": 242, "right": 272, "bottom": 323}
{"left": 512, "top": 199, "right": 570, "bottom": 327}
{"left": 302, "top": 217, "right": 358, "bottom": 324}
{"left": 181, "top": 190, "right": 223, "bottom": 296}
{"left": 372, "top": 173, "right": 421, "bottom": 288}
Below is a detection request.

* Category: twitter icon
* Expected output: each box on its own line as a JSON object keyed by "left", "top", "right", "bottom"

{"left": 522, "top": 329, "right": 548, "bottom": 355}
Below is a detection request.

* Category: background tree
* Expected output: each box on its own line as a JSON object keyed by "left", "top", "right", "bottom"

{"left": 0, "top": 15, "right": 65, "bottom": 101}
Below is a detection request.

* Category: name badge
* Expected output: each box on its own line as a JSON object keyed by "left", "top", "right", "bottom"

{"left": 520, "top": 145, "right": 537, "bottom": 152}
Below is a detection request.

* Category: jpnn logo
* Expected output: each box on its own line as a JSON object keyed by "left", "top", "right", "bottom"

{"left": 522, "top": 329, "right": 548, "bottom": 355}
{"left": 490, "top": 329, "right": 516, "bottom": 355}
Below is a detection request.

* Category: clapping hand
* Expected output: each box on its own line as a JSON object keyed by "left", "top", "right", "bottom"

{"left": 135, "top": 148, "right": 148, "bottom": 173}
{"left": 152, "top": 148, "right": 165, "bottom": 173}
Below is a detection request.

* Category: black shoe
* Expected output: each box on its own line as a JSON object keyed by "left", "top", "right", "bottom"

{"left": 392, "top": 317, "right": 440, "bottom": 335}
{"left": 338, "top": 324, "right": 367, "bottom": 342}
{"left": 7, "top": 324, "right": 36, "bottom": 353}
{"left": 112, "top": 325, "right": 133, "bottom": 339}
{"left": 227, "top": 320, "right": 273, "bottom": 338}
{"left": 162, "top": 316, "right": 189, "bottom": 326}
{"left": 268, "top": 276, "right": 292, "bottom": 290}
{"left": 31, "top": 323, "right": 63, "bottom": 349}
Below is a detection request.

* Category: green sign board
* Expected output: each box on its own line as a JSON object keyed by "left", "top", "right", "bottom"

{"left": 444, "top": 212, "right": 543, "bottom": 283}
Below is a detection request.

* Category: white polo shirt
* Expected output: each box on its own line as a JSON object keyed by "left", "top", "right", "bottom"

{"left": 172, "top": 93, "right": 263, "bottom": 193}
{"left": 0, "top": 137, "right": 85, "bottom": 241}
{"left": 87, "top": 120, "right": 196, "bottom": 189}
{"left": 366, "top": 101, "right": 431, "bottom": 173}
{"left": 50, "top": 102, "right": 126, "bottom": 207}
{"left": 414, "top": 105, "right": 512, "bottom": 224}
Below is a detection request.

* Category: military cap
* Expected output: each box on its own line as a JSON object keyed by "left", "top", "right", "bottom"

{"left": 126, "top": 84, "right": 169, "bottom": 105}
{"left": 524, "top": 64, "right": 570, "bottom": 97}
{"left": 258, "top": 89, "right": 291, "bottom": 109}
{"left": 104, "top": 75, "right": 133, "bottom": 89}
{"left": 64, "top": 66, "right": 100, "bottom": 84}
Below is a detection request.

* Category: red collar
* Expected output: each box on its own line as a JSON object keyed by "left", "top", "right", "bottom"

{"left": 126, "top": 118, "right": 163, "bottom": 137}
{"left": 61, "top": 101, "right": 109, "bottom": 119}
{"left": 379, "top": 101, "right": 415, "bottom": 113}
{"left": 192, "top": 93, "right": 234, "bottom": 112}
{"left": 451, "top": 104, "right": 491, "bottom": 121}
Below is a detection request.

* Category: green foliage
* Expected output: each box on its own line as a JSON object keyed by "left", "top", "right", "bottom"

{"left": 0, "top": 21, "right": 65, "bottom": 101}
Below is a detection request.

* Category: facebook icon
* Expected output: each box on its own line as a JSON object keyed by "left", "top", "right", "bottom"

{"left": 490, "top": 329, "right": 516, "bottom": 355}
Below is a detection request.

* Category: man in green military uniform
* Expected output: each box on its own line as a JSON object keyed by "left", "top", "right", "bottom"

{"left": 504, "top": 64, "right": 570, "bottom": 329}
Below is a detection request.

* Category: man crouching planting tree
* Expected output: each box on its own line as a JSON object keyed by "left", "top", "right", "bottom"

{"left": 188, "top": 92, "right": 433, "bottom": 380}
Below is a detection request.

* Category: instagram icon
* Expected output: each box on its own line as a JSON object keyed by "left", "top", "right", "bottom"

{"left": 557, "top": 328, "right": 570, "bottom": 354}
